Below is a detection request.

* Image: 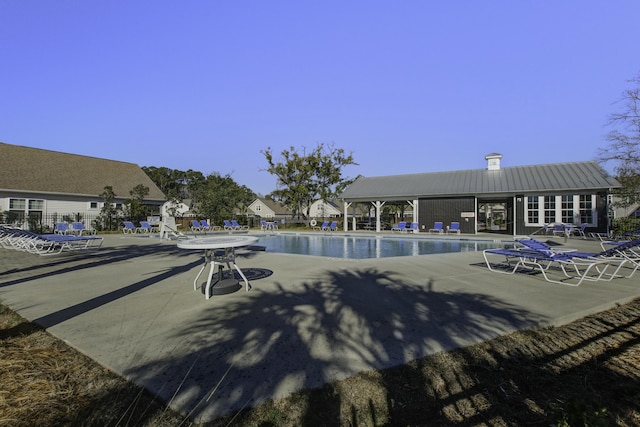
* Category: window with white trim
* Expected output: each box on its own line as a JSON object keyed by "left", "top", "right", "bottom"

{"left": 8, "top": 198, "right": 45, "bottom": 223}
{"left": 561, "top": 195, "right": 574, "bottom": 223}
{"left": 527, "top": 196, "right": 539, "bottom": 224}
{"left": 544, "top": 196, "right": 556, "bottom": 224}
{"left": 525, "top": 195, "right": 597, "bottom": 226}
{"left": 9, "top": 198, "right": 26, "bottom": 211}
{"left": 579, "top": 195, "right": 594, "bottom": 224}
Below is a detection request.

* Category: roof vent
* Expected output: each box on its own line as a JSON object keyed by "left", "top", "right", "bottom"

{"left": 485, "top": 153, "right": 503, "bottom": 171}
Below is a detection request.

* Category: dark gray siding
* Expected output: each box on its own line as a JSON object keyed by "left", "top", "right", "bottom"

{"left": 418, "top": 197, "right": 475, "bottom": 234}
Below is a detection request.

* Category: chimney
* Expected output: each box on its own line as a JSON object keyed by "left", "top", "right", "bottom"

{"left": 485, "top": 153, "right": 502, "bottom": 170}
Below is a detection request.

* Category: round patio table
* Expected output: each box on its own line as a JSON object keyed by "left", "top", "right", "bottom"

{"left": 178, "top": 235, "right": 259, "bottom": 299}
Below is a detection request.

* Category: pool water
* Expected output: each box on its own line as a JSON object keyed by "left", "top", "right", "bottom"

{"left": 255, "top": 233, "right": 505, "bottom": 259}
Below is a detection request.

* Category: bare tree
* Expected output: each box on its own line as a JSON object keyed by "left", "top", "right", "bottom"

{"left": 599, "top": 73, "right": 640, "bottom": 208}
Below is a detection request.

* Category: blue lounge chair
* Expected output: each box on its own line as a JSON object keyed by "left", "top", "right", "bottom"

{"left": 200, "top": 219, "right": 220, "bottom": 231}
{"left": 408, "top": 222, "right": 419, "bottom": 233}
{"left": 516, "top": 237, "right": 640, "bottom": 279}
{"left": 190, "top": 220, "right": 202, "bottom": 232}
{"left": 447, "top": 222, "right": 460, "bottom": 234}
{"left": 484, "top": 241, "right": 627, "bottom": 286}
{"left": 70, "top": 221, "right": 96, "bottom": 235}
{"left": 1, "top": 226, "right": 103, "bottom": 255}
{"left": 138, "top": 221, "right": 156, "bottom": 233}
{"left": 551, "top": 223, "right": 567, "bottom": 237}
{"left": 223, "top": 220, "right": 235, "bottom": 230}
{"left": 568, "top": 223, "right": 588, "bottom": 239}
{"left": 392, "top": 221, "right": 407, "bottom": 232}
{"left": 313, "top": 221, "right": 329, "bottom": 231}
{"left": 122, "top": 221, "right": 136, "bottom": 233}
{"left": 55, "top": 222, "right": 72, "bottom": 235}
{"left": 231, "top": 220, "right": 249, "bottom": 230}
{"left": 429, "top": 222, "right": 443, "bottom": 234}
{"left": 327, "top": 221, "right": 338, "bottom": 231}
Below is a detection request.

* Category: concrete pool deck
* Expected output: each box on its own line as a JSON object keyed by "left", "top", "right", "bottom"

{"left": 1, "top": 231, "right": 639, "bottom": 422}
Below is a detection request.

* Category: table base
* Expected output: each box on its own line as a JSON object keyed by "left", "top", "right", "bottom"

{"left": 200, "top": 278, "right": 242, "bottom": 295}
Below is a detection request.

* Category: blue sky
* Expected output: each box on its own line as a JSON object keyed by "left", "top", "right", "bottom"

{"left": 2, "top": 1, "right": 639, "bottom": 196}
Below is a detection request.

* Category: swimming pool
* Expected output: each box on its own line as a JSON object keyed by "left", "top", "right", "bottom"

{"left": 255, "top": 233, "right": 506, "bottom": 259}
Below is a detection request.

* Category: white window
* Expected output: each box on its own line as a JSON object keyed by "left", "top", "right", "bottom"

{"left": 527, "top": 197, "right": 539, "bottom": 224}
{"left": 9, "top": 198, "right": 26, "bottom": 210}
{"left": 525, "top": 195, "right": 597, "bottom": 226}
{"left": 28, "top": 200, "right": 44, "bottom": 211}
{"left": 544, "top": 196, "right": 556, "bottom": 224}
{"left": 8, "top": 198, "right": 44, "bottom": 225}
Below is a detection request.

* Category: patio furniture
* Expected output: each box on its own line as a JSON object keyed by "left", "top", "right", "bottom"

{"left": 177, "top": 235, "right": 259, "bottom": 299}
{"left": 313, "top": 221, "right": 329, "bottom": 231}
{"left": 200, "top": 219, "right": 220, "bottom": 231}
{"left": 447, "top": 222, "right": 461, "bottom": 234}
{"left": 391, "top": 221, "right": 407, "bottom": 232}
{"left": 122, "top": 221, "right": 136, "bottom": 233}
{"left": 71, "top": 222, "right": 96, "bottom": 235}
{"left": 55, "top": 222, "right": 72, "bottom": 235}
{"left": 482, "top": 245, "right": 623, "bottom": 286}
{"left": 429, "top": 222, "right": 443, "bottom": 234}
{"left": 138, "top": 221, "right": 157, "bottom": 233}
{"left": 231, "top": 220, "right": 249, "bottom": 230}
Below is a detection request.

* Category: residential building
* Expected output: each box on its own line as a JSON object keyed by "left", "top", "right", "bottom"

{"left": 0, "top": 142, "right": 166, "bottom": 230}
{"left": 307, "top": 199, "right": 342, "bottom": 219}
{"left": 246, "top": 197, "right": 291, "bottom": 220}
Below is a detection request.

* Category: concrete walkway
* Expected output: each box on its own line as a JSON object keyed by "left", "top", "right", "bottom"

{"left": 1, "top": 232, "right": 638, "bottom": 423}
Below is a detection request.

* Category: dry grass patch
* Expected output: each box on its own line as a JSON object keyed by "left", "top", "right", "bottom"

{"left": 2, "top": 299, "right": 640, "bottom": 426}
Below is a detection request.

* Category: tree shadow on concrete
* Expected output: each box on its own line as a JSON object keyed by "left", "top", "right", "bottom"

{"left": 124, "top": 265, "right": 541, "bottom": 424}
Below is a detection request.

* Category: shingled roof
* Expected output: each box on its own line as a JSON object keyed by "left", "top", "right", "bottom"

{"left": 339, "top": 161, "right": 620, "bottom": 202}
{"left": 0, "top": 142, "right": 166, "bottom": 201}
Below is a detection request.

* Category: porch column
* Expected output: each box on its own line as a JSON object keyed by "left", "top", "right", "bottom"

{"left": 372, "top": 201, "right": 385, "bottom": 232}
{"left": 343, "top": 201, "right": 352, "bottom": 231}
{"left": 408, "top": 199, "right": 418, "bottom": 224}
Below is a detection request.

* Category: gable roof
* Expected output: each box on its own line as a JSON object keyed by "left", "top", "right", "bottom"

{"left": 0, "top": 142, "right": 166, "bottom": 201}
{"left": 248, "top": 197, "right": 291, "bottom": 215}
{"left": 339, "top": 161, "right": 620, "bottom": 202}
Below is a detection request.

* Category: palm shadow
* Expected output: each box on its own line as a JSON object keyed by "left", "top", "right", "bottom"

{"left": 124, "top": 266, "right": 540, "bottom": 424}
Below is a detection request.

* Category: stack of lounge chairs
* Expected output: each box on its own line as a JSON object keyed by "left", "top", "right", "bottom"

{"left": 190, "top": 219, "right": 221, "bottom": 232}
{"left": 223, "top": 220, "right": 249, "bottom": 231}
{"left": 483, "top": 237, "right": 639, "bottom": 286}
{"left": 1, "top": 226, "right": 103, "bottom": 255}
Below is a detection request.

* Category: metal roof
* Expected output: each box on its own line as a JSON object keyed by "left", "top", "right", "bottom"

{"left": 339, "top": 161, "right": 620, "bottom": 202}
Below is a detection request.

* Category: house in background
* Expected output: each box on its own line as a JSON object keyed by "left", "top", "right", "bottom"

{"left": 161, "top": 198, "right": 193, "bottom": 218}
{"left": 0, "top": 142, "right": 166, "bottom": 229}
{"left": 614, "top": 203, "right": 640, "bottom": 220}
{"left": 307, "top": 199, "right": 342, "bottom": 219}
{"left": 246, "top": 197, "right": 291, "bottom": 220}
{"left": 340, "top": 153, "right": 620, "bottom": 235}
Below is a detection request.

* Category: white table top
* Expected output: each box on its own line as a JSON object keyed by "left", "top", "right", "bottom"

{"left": 177, "top": 235, "right": 259, "bottom": 250}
